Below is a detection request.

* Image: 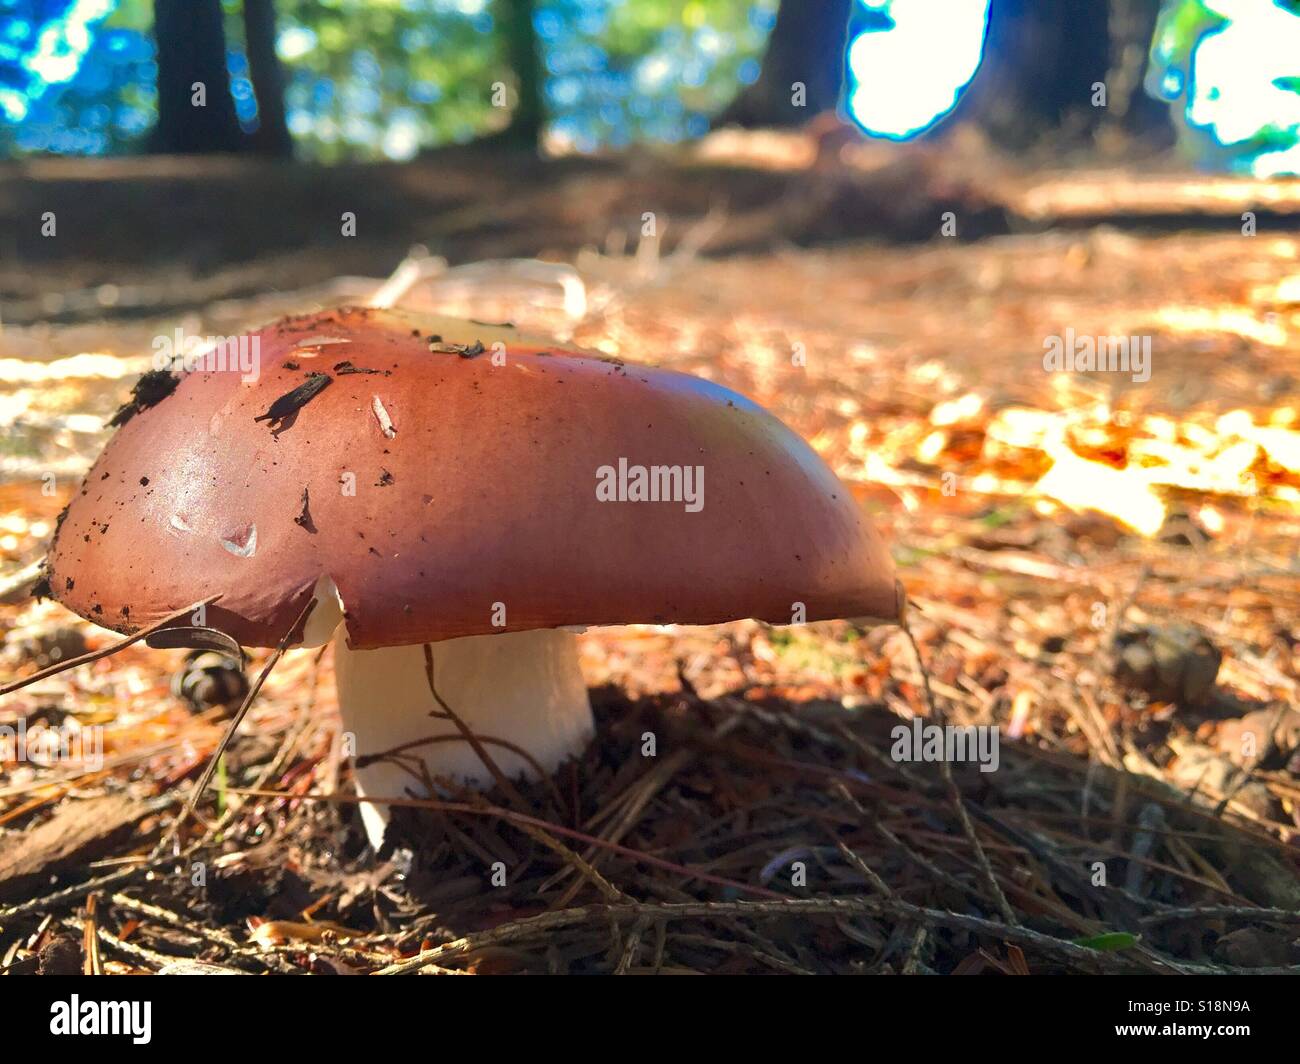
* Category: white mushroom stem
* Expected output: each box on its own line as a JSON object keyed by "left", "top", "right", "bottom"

{"left": 332, "top": 627, "right": 593, "bottom": 849}
{"left": 298, "top": 577, "right": 593, "bottom": 848}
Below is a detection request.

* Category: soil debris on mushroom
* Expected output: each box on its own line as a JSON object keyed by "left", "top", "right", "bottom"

{"left": 294, "top": 488, "right": 316, "bottom": 533}
{"left": 108, "top": 369, "right": 180, "bottom": 427}
{"left": 254, "top": 372, "right": 333, "bottom": 431}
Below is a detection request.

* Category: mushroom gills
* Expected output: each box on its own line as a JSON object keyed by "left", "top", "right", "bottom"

{"left": 331, "top": 625, "right": 593, "bottom": 849}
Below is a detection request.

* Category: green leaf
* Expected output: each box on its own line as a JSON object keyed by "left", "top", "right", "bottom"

{"left": 216, "top": 752, "right": 228, "bottom": 818}
{"left": 1274, "top": 76, "right": 1300, "bottom": 96}
{"left": 1072, "top": 931, "right": 1141, "bottom": 952}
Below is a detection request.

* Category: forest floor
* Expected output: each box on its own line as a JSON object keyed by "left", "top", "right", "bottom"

{"left": 1, "top": 141, "right": 1299, "bottom": 974}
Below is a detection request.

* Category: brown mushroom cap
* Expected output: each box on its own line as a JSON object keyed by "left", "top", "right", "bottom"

{"left": 47, "top": 307, "right": 900, "bottom": 649}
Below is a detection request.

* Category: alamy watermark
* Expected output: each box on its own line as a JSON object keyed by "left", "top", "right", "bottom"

{"left": 152, "top": 327, "right": 260, "bottom": 382}
{"left": 1043, "top": 327, "right": 1151, "bottom": 383}
{"left": 595, "top": 458, "right": 704, "bottom": 513}
{"left": 891, "top": 720, "right": 1000, "bottom": 773}
{"left": 0, "top": 718, "right": 103, "bottom": 770}
{"left": 50, "top": 996, "right": 151, "bottom": 1044}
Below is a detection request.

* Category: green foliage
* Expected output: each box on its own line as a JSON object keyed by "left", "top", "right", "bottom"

{"left": 1071, "top": 931, "right": 1141, "bottom": 952}
{"left": 119, "top": 0, "right": 774, "bottom": 160}
{"left": 272, "top": 0, "right": 505, "bottom": 161}
{"left": 1147, "top": 0, "right": 1300, "bottom": 174}
{"left": 595, "top": 0, "right": 776, "bottom": 132}
{"left": 104, "top": 0, "right": 153, "bottom": 31}
{"left": 12, "top": 0, "right": 775, "bottom": 159}
{"left": 1145, "top": 0, "right": 1225, "bottom": 106}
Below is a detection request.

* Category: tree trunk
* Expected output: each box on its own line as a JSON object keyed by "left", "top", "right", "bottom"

{"left": 940, "top": 0, "right": 1172, "bottom": 149}
{"left": 150, "top": 0, "right": 246, "bottom": 154}
{"left": 243, "top": 0, "right": 293, "bottom": 157}
{"left": 496, "top": 0, "right": 544, "bottom": 149}
{"left": 940, "top": 0, "right": 1105, "bottom": 148}
{"left": 1102, "top": 0, "right": 1174, "bottom": 146}
{"left": 714, "top": 0, "right": 853, "bottom": 128}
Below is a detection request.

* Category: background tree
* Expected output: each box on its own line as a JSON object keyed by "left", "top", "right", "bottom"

{"left": 150, "top": 0, "right": 245, "bottom": 153}
{"left": 243, "top": 0, "right": 293, "bottom": 156}
{"left": 494, "top": 0, "right": 544, "bottom": 149}
{"left": 714, "top": 0, "right": 1173, "bottom": 148}
{"left": 6, "top": 0, "right": 772, "bottom": 159}
{"left": 714, "top": 0, "right": 852, "bottom": 128}
{"left": 940, "top": 0, "right": 1173, "bottom": 149}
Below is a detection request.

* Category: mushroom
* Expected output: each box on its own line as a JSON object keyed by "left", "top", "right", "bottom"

{"left": 41, "top": 306, "right": 901, "bottom": 847}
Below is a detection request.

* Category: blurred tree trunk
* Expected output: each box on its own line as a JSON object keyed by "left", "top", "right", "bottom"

{"left": 1101, "top": 0, "right": 1173, "bottom": 145}
{"left": 941, "top": 0, "right": 1172, "bottom": 149}
{"left": 150, "top": 0, "right": 245, "bottom": 153}
{"left": 496, "top": 0, "right": 544, "bottom": 149}
{"left": 714, "top": 0, "right": 853, "bottom": 128}
{"left": 943, "top": 0, "right": 1108, "bottom": 147}
{"left": 243, "top": 0, "right": 293, "bottom": 157}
